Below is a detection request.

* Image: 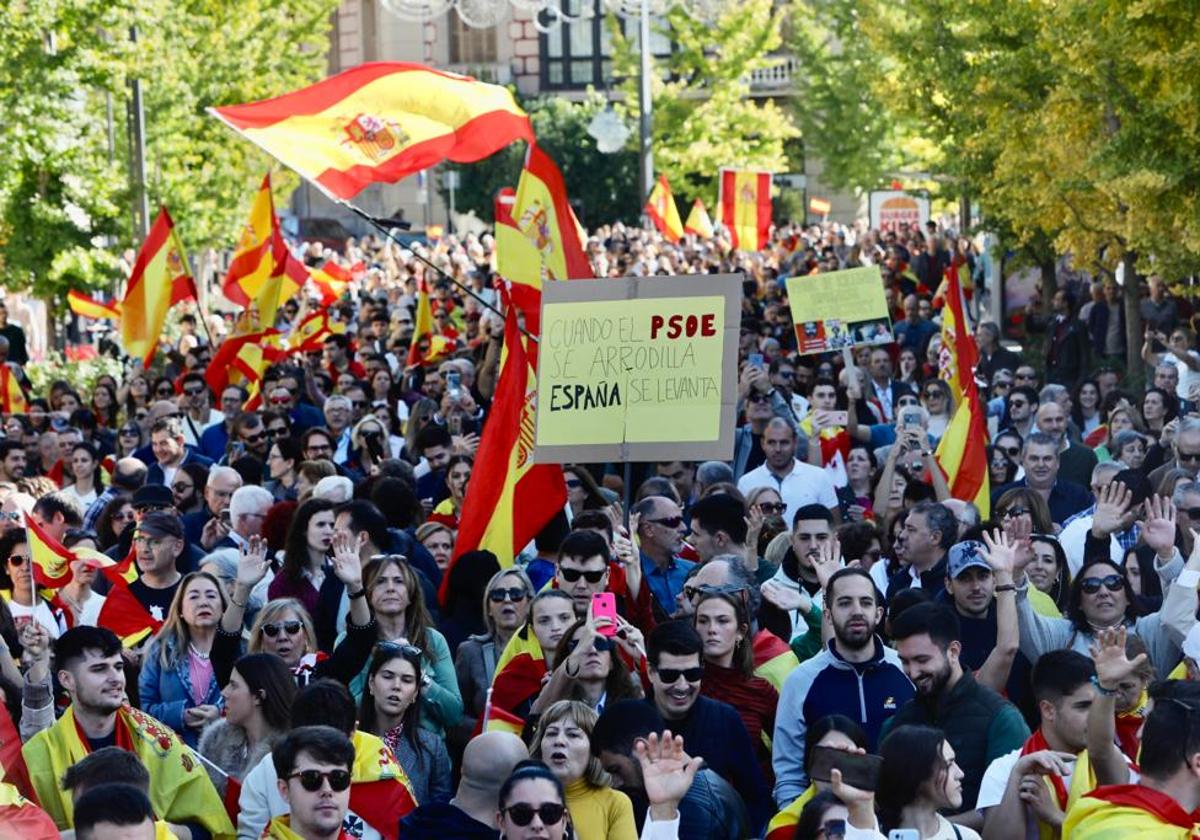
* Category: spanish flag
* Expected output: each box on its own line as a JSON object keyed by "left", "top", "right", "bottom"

{"left": 684, "top": 198, "right": 715, "bottom": 238}
{"left": 719, "top": 168, "right": 773, "bottom": 251}
{"left": 119, "top": 207, "right": 194, "bottom": 366}
{"left": 934, "top": 265, "right": 990, "bottom": 518}
{"left": 512, "top": 145, "right": 593, "bottom": 284}
{"left": 309, "top": 260, "right": 351, "bottom": 304}
{"left": 936, "top": 261, "right": 977, "bottom": 401}
{"left": 406, "top": 279, "right": 455, "bottom": 367}
{"left": 22, "top": 704, "right": 234, "bottom": 835}
{"left": 97, "top": 551, "right": 162, "bottom": 648}
{"left": 644, "top": 174, "right": 684, "bottom": 243}
{"left": 765, "top": 785, "right": 816, "bottom": 840}
{"left": 751, "top": 629, "right": 799, "bottom": 693}
{"left": 210, "top": 62, "right": 533, "bottom": 201}
{"left": 25, "top": 512, "right": 76, "bottom": 588}
{"left": 489, "top": 624, "right": 548, "bottom": 716}
{"left": 221, "top": 174, "right": 306, "bottom": 320}
{"left": 494, "top": 187, "right": 544, "bottom": 333}
{"left": 348, "top": 731, "right": 417, "bottom": 840}
{"left": 0, "top": 782, "right": 57, "bottom": 839}
{"left": 1062, "top": 784, "right": 1195, "bottom": 838}
{"left": 439, "top": 288, "right": 566, "bottom": 604}
{"left": 67, "top": 291, "right": 120, "bottom": 321}
{"left": 288, "top": 311, "right": 345, "bottom": 352}
{"left": 0, "top": 366, "right": 27, "bottom": 415}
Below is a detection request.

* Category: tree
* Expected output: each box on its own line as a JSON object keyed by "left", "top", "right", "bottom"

{"left": 609, "top": 0, "right": 800, "bottom": 204}
{"left": 0, "top": 0, "right": 337, "bottom": 308}
{"left": 444, "top": 92, "right": 642, "bottom": 227}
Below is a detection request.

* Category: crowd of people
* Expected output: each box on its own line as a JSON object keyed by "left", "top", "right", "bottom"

{"left": 1, "top": 217, "right": 1200, "bottom": 839}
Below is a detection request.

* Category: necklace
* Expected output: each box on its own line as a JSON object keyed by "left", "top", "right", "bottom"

{"left": 188, "top": 643, "right": 210, "bottom": 660}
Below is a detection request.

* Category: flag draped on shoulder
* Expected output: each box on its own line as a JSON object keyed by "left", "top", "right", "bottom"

{"left": 719, "top": 168, "right": 773, "bottom": 251}
{"left": 644, "top": 174, "right": 683, "bottom": 242}
{"left": 0, "top": 366, "right": 27, "bottom": 415}
{"left": 221, "top": 174, "right": 305, "bottom": 322}
{"left": 684, "top": 198, "right": 715, "bottom": 238}
{"left": 439, "top": 288, "right": 566, "bottom": 605}
{"left": 209, "top": 62, "right": 533, "bottom": 201}
{"left": 67, "top": 291, "right": 120, "bottom": 321}
{"left": 934, "top": 265, "right": 989, "bottom": 518}
{"left": 120, "top": 207, "right": 194, "bottom": 366}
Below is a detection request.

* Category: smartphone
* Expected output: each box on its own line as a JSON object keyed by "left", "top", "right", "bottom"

{"left": 808, "top": 745, "right": 883, "bottom": 791}
{"left": 827, "top": 410, "right": 849, "bottom": 426}
{"left": 218, "top": 508, "right": 231, "bottom": 526}
{"left": 748, "top": 353, "right": 765, "bottom": 370}
{"left": 900, "top": 409, "right": 922, "bottom": 430}
{"left": 447, "top": 370, "right": 462, "bottom": 401}
{"left": 888, "top": 831, "right": 919, "bottom": 840}
{"left": 591, "top": 592, "right": 618, "bottom": 637}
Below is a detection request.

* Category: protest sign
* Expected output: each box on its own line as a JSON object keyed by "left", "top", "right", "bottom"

{"left": 786, "top": 266, "right": 894, "bottom": 355}
{"left": 534, "top": 274, "right": 740, "bottom": 463}
{"left": 869, "top": 190, "right": 930, "bottom": 233}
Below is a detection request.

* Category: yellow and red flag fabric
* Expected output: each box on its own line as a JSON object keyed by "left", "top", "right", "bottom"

{"left": 0, "top": 781, "right": 57, "bottom": 839}
{"left": 440, "top": 289, "right": 566, "bottom": 605}
{"left": 934, "top": 266, "right": 989, "bottom": 518}
{"left": 309, "top": 260, "right": 351, "bottom": 304}
{"left": 25, "top": 513, "right": 76, "bottom": 589}
{"left": 684, "top": 198, "right": 715, "bottom": 238}
{"left": 936, "top": 261, "right": 978, "bottom": 402}
{"left": 0, "top": 701, "right": 37, "bottom": 805}
{"left": 489, "top": 625, "right": 548, "bottom": 717}
{"left": 348, "top": 731, "right": 417, "bottom": 840}
{"left": 22, "top": 704, "right": 233, "bottom": 835}
{"left": 644, "top": 174, "right": 684, "bottom": 243}
{"left": 221, "top": 175, "right": 306, "bottom": 324}
{"left": 765, "top": 785, "right": 816, "bottom": 840}
{"left": 512, "top": 145, "right": 593, "bottom": 284}
{"left": 210, "top": 62, "right": 533, "bottom": 201}
{"left": 494, "top": 186, "right": 544, "bottom": 332}
{"left": 0, "top": 366, "right": 27, "bottom": 415}
{"left": 751, "top": 629, "right": 799, "bottom": 693}
{"left": 119, "top": 207, "right": 194, "bottom": 366}
{"left": 1062, "top": 783, "right": 1195, "bottom": 838}
{"left": 719, "top": 168, "right": 773, "bottom": 251}
{"left": 406, "top": 279, "right": 455, "bottom": 367}
{"left": 288, "top": 311, "right": 345, "bottom": 353}
{"left": 809, "top": 197, "right": 832, "bottom": 216}
{"left": 67, "top": 291, "right": 120, "bottom": 321}
{"left": 96, "top": 553, "right": 162, "bottom": 648}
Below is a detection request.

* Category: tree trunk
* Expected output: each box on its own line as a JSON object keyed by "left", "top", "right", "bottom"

{"left": 1123, "top": 250, "right": 1142, "bottom": 383}
{"left": 1039, "top": 254, "right": 1057, "bottom": 314}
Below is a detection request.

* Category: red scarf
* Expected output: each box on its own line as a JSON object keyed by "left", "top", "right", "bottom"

{"left": 1020, "top": 729, "right": 1069, "bottom": 809}
{"left": 1115, "top": 709, "right": 1145, "bottom": 762}
{"left": 1088, "top": 784, "right": 1196, "bottom": 830}
{"left": 71, "top": 709, "right": 135, "bottom": 754}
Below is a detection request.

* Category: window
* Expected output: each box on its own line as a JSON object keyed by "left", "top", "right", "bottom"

{"left": 540, "top": 0, "right": 671, "bottom": 91}
{"left": 449, "top": 14, "right": 498, "bottom": 65}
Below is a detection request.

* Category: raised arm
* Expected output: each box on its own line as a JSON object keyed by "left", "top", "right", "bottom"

{"left": 221, "top": 536, "right": 271, "bottom": 635}
{"left": 976, "top": 530, "right": 1020, "bottom": 694}
{"left": 1086, "top": 627, "right": 1138, "bottom": 786}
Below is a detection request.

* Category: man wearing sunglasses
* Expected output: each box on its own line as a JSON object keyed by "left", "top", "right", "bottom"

{"left": 267, "top": 726, "right": 355, "bottom": 840}
{"left": 991, "top": 432, "right": 1091, "bottom": 528}
{"left": 634, "top": 495, "right": 694, "bottom": 620}
{"left": 178, "top": 372, "right": 221, "bottom": 448}
{"left": 1147, "top": 417, "right": 1200, "bottom": 488}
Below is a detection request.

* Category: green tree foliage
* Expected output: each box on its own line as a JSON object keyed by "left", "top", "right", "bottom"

{"left": 609, "top": 0, "right": 800, "bottom": 204}
{"left": 446, "top": 92, "right": 641, "bottom": 227}
{"left": 0, "top": 0, "right": 337, "bottom": 307}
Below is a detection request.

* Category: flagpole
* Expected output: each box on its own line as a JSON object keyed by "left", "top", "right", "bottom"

{"left": 343, "top": 203, "right": 539, "bottom": 345}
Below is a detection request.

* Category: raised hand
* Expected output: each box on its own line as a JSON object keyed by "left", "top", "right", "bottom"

{"left": 980, "top": 528, "right": 1017, "bottom": 584}
{"left": 613, "top": 615, "right": 646, "bottom": 663}
{"left": 1088, "top": 626, "right": 1148, "bottom": 690}
{"left": 1014, "top": 749, "right": 1076, "bottom": 779}
{"left": 761, "top": 579, "right": 811, "bottom": 613}
{"left": 1091, "top": 481, "right": 1132, "bottom": 538}
{"left": 329, "top": 532, "right": 365, "bottom": 591}
{"left": 236, "top": 535, "right": 271, "bottom": 589}
{"left": 1138, "top": 494, "right": 1177, "bottom": 556}
{"left": 636, "top": 731, "right": 702, "bottom": 820}
{"left": 812, "top": 536, "right": 843, "bottom": 591}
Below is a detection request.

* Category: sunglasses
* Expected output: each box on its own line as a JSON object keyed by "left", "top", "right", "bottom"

{"left": 0, "top": 512, "right": 20, "bottom": 522}
{"left": 1009, "top": 400, "right": 1028, "bottom": 409}
{"left": 503, "top": 803, "right": 566, "bottom": 827}
{"left": 648, "top": 516, "right": 684, "bottom": 528}
{"left": 269, "top": 395, "right": 292, "bottom": 405}
{"left": 654, "top": 666, "right": 703, "bottom": 684}
{"left": 1182, "top": 507, "right": 1200, "bottom": 520}
{"left": 567, "top": 635, "right": 613, "bottom": 654}
{"left": 155, "top": 387, "right": 174, "bottom": 396}
{"left": 559, "top": 567, "right": 606, "bottom": 584}
{"left": 243, "top": 432, "right": 267, "bottom": 444}
{"left": 1080, "top": 574, "right": 1124, "bottom": 595}
{"left": 183, "top": 387, "right": 206, "bottom": 397}
{"left": 998, "top": 446, "right": 1020, "bottom": 457}
{"left": 289, "top": 769, "right": 352, "bottom": 793}
{"left": 922, "top": 390, "right": 942, "bottom": 399}
{"left": 120, "top": 427, "right": 140, "bottom": 436}
{"left": 488, "top": 587, "right": 528, "bottom": 603}
{"left": 756, "top": 502, "right": 786, "bottom": 515}
{"left": 1178, "top": 450, "right": 1200, "bottom": 463}
{"left": 565, "top": 479, "right": 582, "bottom": 489}
{"left": 6, "top": 554, "right": 28, "bottom": 567}
{"left": 377, "top": 641, "right": 422, "bottom": 658}
{"left": 262, "top": 620, "right": 303, "bottom": 638}
{"left": 746, "top": 393, "right": 771, "bottom": 404}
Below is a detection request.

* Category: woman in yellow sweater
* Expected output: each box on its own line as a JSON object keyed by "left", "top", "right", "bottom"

{"left": 530, "top": 700, "right": 637, "bottom": 840}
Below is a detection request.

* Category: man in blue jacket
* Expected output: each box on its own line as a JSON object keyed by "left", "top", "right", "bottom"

{"left": 772, "top": 566, "right": 914, "bottom": 807}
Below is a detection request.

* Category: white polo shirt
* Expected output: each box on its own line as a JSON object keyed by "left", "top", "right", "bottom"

{"left": 736, "top": 458, "right": 838, "bottom": 524}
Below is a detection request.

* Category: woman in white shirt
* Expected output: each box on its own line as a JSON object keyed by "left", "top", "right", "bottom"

{"left": 58, "top": 529, "right": 106, "bottom": 627}
{"left": 63, "top": 441, "right": 102, "bottom": 508}
{"left": 0, "top": 529, "right": 67, "bottom": 639}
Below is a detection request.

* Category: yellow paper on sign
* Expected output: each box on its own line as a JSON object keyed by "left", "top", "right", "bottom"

{"left": 785, "top": 266, "right": 894, "bottom": 355}
{"left": 537, "top": 296, "right": 725, "bottom": 447}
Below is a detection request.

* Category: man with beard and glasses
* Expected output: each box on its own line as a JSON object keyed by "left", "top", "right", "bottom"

{"left": 772, "top": 567, "right": 914, "bottom": 807}
{"left": 887, "top": 602, "right": 1030, "bottom": 829}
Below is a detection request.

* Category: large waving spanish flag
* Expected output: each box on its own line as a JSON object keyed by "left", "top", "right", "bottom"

{"left": 1063, "top": 783, "right": 1195, "bottom": 838}
{"left": 644, "top": 174, "right": 684, "bottom": 242}
{"left": 210, "top": 63, "right": 533, "bottom": 201}
{"left": 221, "top": 174, "right": 306, "bottom": 319}
{"left": 119, "top": 207, "right": 195, "bottom": 365}
{"left": 934, "top": 265, "right": 989, "bottom": 518}
{"left": 684, "top": 198, "right": 715, "bottom": 238}
{"left": 719, "top": 168, "right": 773, "bottom": 251}
{"left": 511, "top": 145, "right": 593, "bottom": 284}
{"left": 67, "top": 290, "right": 120, "bottom": 321}
{"left": 439, "top": 288, "right": 566, "bottom": 604}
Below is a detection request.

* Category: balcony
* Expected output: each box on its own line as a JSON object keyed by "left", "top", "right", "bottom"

{"left": 747, "top": 54, "right": 798, "bottom": 94}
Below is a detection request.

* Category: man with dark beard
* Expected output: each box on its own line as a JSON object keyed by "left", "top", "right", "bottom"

{"left": 887, "top": 602, "right": 1030, "bottom": 828}
{"left": 772, "top": 567, "right": 914, "bottom": 807}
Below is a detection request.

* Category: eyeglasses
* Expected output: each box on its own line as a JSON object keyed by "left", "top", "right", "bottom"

{"left": 242, "top": 431, "right": 267, "bottom": 444}
{"left": 261, "top": 621, "right": 303, "bottom": 638}
{"left": 171, "top": 482, "right": 192, "bottom": 494}
{"left": 567, "top": 635, "right": 613, "bottom": 654}
{"left": 654, "top": 666, "right": 703, "bottom": 684}
{"left": 1080, "top": 574, "right": 1124, "bottom": 595}
{"left": 1000, "top": 507, "right": 1030, "bottom": 519}
{"left": 559, "top": 567, "right": 606, "bottom": 584}
{"left": 289, "top": 769, "right": 352, "bottom": 793}
{"left": 503, "top": 803, "right": 566, "bottom": 827}
{"left": 923, "top": 389, "right": 942, "bottom": 399}
{"left": 183, "top": 387, "right": 206, "bottom": 397}
{"left": 1178, "top": 450, "right": 1200, "bottom": 463}
{"left": 488, "top": 587, "right": 528, "bottom": 603}
{"left": 6, "top": 554, "right": 28, "bottom": 567}
{"left": 648, "top": 516, "right": 684, "bottom": 528}
{"left": 120, "top": 427, "right": 140, "bottom": 436}
{"left": 756, "top": 502, "right": 786, "bottom": 515}
{"left": 565, "top": 479, "right": 582, "bottom": 489}
{"left": 746, "top": 393, "right": 770, "bottom": 404}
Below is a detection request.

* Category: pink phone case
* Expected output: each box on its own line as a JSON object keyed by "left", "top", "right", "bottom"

{"left": 592, "top": 592, "right": 618, "bottom": 636}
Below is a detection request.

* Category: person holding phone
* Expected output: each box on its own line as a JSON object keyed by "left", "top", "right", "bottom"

{"left": 531, "top": 615, "right": 643, "bottom": 716}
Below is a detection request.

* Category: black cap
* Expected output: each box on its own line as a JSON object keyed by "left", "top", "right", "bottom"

{"left": 136, "top": 510, "right": 184, "bottom": 540}
{"left": 131, "top": 484, "right": 173, "bottom": 510}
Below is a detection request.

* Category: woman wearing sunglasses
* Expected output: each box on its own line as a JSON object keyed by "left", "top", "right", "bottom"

{"left": 531, "top": 616, "right": 643, "bottom": 717}
{"left": 530, "top": 701, "right": 635, "bottom": 839}
{"left": 358, "top": 643, "right": 452, "bottom": 806}
{"left": 497, "top": 760, "right": 574, "bottom": 840}
{"left": 115, "top": 421, "right": 144, "bottom": 458}
{"left": 95, "top": 496, "right": 136, "bottom": 551}
{"left": 0, "top": 528, "right": 66, "bottom": 638}
{"left": 455, "top": 568, "right": 534, "bottom": 738}
{"left": 197, "top": 652, "right": 296, "bottom": 799}
{"left": 920, "top": 379, "right": 955, "bottom": 441}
